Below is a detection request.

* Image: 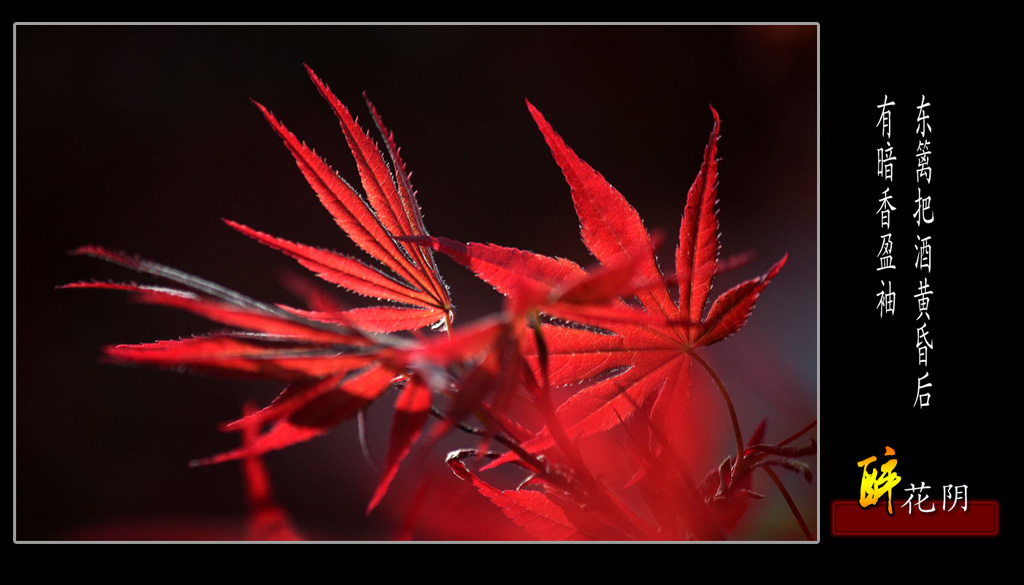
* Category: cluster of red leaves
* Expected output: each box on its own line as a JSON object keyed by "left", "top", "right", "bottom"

{"left": 68, "top": 66, "right": 813, "bottom": 540}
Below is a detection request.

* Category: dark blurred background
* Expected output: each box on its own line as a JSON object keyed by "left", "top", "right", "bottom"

{"left": 15, "top": 25, "right": 817, "bottom": 540}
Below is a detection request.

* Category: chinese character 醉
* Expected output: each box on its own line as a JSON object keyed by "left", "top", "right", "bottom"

{"left": 858, "top": 446, "right": 902, "bottom": 515}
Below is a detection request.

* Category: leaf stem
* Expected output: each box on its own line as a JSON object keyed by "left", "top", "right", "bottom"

{"left": 777, "top": 420, "right": 817, "bottom": 448}
{"left": 529, "top": 316, "right": 655, "bottom": 539}
{"left": 356, "top": 408, "right": 380, "bottom": 473}
{"left": 763, "top": 466, "right": 812, "bottom": 540}
{"left": 443, "top": 311, "right": 453, "bottom": 338}
{"left": 688, "top": 349, "right": 745, "bottom": 468}
{"left": 428, "top": 407, "right": 551, "bottom": 482}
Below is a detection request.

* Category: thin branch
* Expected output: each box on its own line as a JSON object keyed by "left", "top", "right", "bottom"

{"left": 356, "top": 408, "right": 380, "bottom": 473}
{"left": 763, "top": 467, "right": 812, "bottom": 540}
{"left": 428, "top": 407, "right": 555, "bottom": 484}
{"left": 778, "top": 420, "right": 817, "bottom": 447}
{"left": 688, "top": 349, "right": 745, "bottom": 467}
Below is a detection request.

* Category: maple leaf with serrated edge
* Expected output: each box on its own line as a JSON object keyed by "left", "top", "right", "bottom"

{"left": 446, "top": 450, "right": 637, "bottom": 540}
{"left": 64, "top": 67, "right": 463, "bottom": 513}
{"left": 62, "top": 246, "right": 402, "bottom": 463}
{"left": 238, "top": 64, "right": 452, "bottom": 333}
{"left": 67, "top": 72, "right": 806, "bottom": 539}
{"left": 411, "top": 101, "right": 787, "bottom": 459}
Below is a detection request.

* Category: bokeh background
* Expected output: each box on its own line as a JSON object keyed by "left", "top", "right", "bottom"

{"left": 16, "top": 25, "right": 817, "bottom": 540}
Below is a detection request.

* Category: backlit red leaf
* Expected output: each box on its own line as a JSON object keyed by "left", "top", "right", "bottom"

{"left": 69, "top": 73, "right": 801, "bottom": 541}
{"left": 104, "top": 336, "right": 372, "bottom": 380}
{"left": 284, "top": 304, "right": 446, "bottom": 333}
{"left": 253, "top": 100, "right": 419, "bottom": 286}
{"left": 278, "top": 271, "right": 347, "bottom": 313}
{"left": 191, "top": 421, "right": 326, "bottom": 467}
{"left": 62, "top": 274, "right": 362, "bottom": 345}
{"left": 473, "top": 104, "right": 784, "bottom": 461}
{"left": 677, "top": 105, "right": 722, "bottom": 341}
{"left": 447, "top": 456, "right": 591, "bottom": 540}
{"left": 240, "top": 402, "right": 302, "bottom": 541}
{"left": 696, "top": 253, "right": 788, "bottom": 346}
{"left": 367, "top": 377, "right": 432, "bottom": 514}
{"left": 252, "top": 73, "right": 451, "bottom": 330}
{"left": 305, "top": 67, "right": 449, "bottom": 308}
{"left": 226, "top": 220, "right": 434, "bottom": 308}
{"left": 404, "top": 235, "right": 586, "bottom": 299}
{"left": 223, "top": 376, "right": 346, "bottom": 433}
{"left": 527, "top": 100, "right": 675, "bottom": 316}
{"left": 195, "top": 365, "right": 396, "bottom": 466}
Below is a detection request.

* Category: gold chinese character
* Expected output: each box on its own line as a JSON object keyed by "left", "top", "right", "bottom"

{"left": 857, "top": 446, "right": 902, "bottom": 515}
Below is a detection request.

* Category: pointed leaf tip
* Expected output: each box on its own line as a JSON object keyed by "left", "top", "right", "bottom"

{"left": 696, "top": 253, "right": 787, "bottom": 347}
{"left": 69, "top": 244, "right": 113, "bottom": 258}
{"left": 527, "top": 100, "right": 673, "bottom": 315}
{"left": 366, "top": 377, "right": 432, "bottom": 515}
{"left": 250, "top": 99, "right": 271, "bottom": 117}
{"left": 676, "top": 107, "right": 723, "bottom": 337}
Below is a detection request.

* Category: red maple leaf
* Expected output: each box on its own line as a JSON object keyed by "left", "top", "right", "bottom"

{"left": 67, "top": 69, "right": 809, "bottom": 540}
{"left": 416, "top": 101, "right": 787, "bottom": 454}
{"left": 394, "top": 101, "right": 800, "bottom": 540}
{"left": 235, "top": 65, "right": 452, "bottom": 333}
{"left": 65, "top": 66, "right": 459, "bottom": 512}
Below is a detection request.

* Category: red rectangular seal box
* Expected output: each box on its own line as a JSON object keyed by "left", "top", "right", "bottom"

{"left": 831, "top": 500, "right": 999, "bottom": 536}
